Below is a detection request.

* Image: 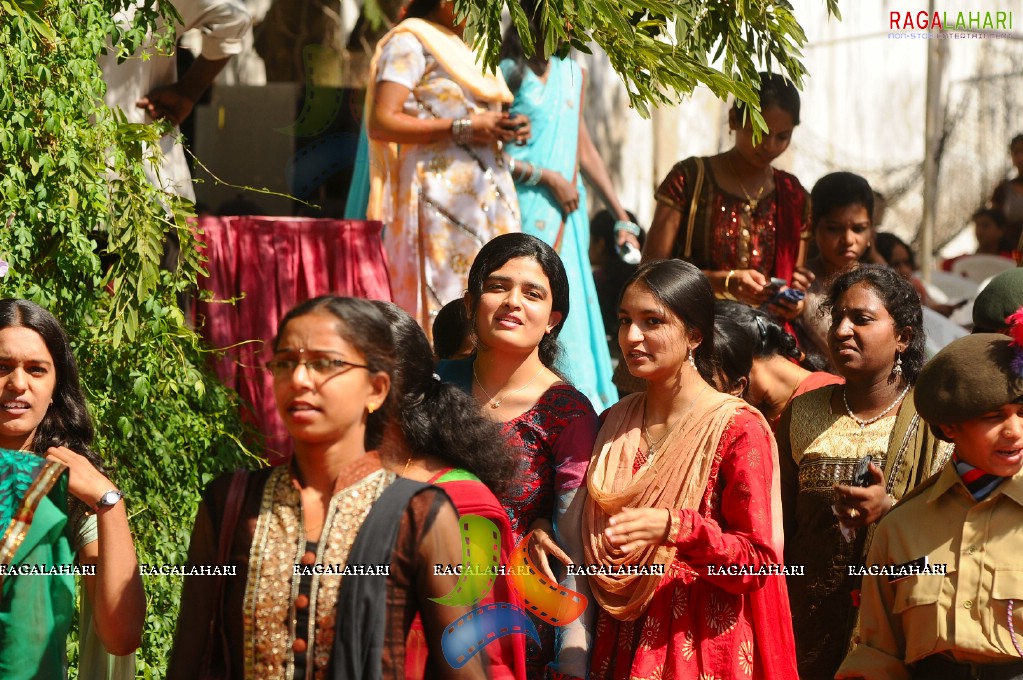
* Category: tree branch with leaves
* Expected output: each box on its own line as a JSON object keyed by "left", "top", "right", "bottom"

{"left": 459, "top": 0, "right": 840, "bottom": 132}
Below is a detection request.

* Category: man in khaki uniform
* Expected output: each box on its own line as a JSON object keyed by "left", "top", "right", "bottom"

{"left": 838, "top": 333, "right": 1023, "bottom": 680}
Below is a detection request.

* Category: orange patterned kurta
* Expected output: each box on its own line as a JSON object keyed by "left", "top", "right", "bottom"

{"left": 372, "top": 29, "right": 519, "bottom": 333}
{"left": 590, "top": 409, "right": 790, "bottom": 680}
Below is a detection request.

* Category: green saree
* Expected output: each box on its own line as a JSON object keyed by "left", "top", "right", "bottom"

{"left": 0, "top": 448, "right": 75, "bottom": 679}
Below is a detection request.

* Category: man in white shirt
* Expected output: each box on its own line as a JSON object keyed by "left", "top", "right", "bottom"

{"left": 100, "top": 0, "right": 251, "bottom": 202}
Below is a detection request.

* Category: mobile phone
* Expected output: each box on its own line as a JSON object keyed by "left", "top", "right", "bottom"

{"left": 763, "top": 276, "right": 786, "bottom": 293}
{"left": 616, "top": 241, "right": 642, "bottom": 265}
{"left": 851, "top": 455, "right": 873, "bottom": 487}
{"left": 772, "top": 287, "right": 806, "bottom": 305}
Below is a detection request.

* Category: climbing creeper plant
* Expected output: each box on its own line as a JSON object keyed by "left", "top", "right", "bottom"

{"left": 0, "top": 0, "right": 257, "bottom": 675}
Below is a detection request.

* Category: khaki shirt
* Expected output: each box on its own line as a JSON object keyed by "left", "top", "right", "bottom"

{"left": 837, "top": 464, "right": 1023, "bottom": 679}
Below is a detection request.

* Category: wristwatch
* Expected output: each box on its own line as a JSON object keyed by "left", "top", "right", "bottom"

{"left": 95, "top": 489, "right": 124, "bottom": 511}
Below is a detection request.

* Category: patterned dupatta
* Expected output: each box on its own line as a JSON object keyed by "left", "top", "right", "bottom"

{"left": 0, "top": 449, "right": 74, "bottom": 678}
{"left": 242, "top": 456, "right": 395, "bottom": 677}
{"left": 583, "top": 390, "right": 783, "bottom": 621}
{"left": 857, "top": 390, "right": 954, "bottom": 563}
{"left": 0, "top": 449, "right": 68, "bottom": 577}
{"left": 772, "top": 168, "right": 810, "bottom": 283}
{"left": 364, "top": 18, "right": 513, "bottom": 222}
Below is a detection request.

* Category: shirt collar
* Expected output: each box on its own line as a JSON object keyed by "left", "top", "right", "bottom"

{"left": 928, "top": 458, "right": 1023, "bottom": 506}
{"left": 1000, "top": 469, "right": 1023, "bottom": 507}
{"left": 927, "top": 463, "right": 962, "bottom": 503}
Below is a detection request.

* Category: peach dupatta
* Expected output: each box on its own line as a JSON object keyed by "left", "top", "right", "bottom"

{"left": 582, "top": 389, "right": 784, "bottom": 622}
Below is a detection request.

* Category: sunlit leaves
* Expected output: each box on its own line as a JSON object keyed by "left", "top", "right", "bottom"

{"left": 460, "top": 0, "right": 839, "bottom": 135}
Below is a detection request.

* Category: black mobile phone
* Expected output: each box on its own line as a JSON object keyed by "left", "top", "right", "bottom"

{"left": 763, "top": 276, "right": 786, "bottom": 293}
{"left": 851, "top": 454, "right": 873, "bottom": 487}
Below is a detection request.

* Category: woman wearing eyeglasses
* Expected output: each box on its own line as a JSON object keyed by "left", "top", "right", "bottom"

{"left": 168, "top": 296, "right": 486, "bottom": 679}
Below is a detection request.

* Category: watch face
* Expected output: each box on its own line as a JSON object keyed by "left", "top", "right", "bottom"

{"left": 99, "top": 490, "right": 123, "bottom": 507}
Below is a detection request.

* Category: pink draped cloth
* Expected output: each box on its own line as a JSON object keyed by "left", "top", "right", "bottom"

{"left": 195, "top": 216, "right": 392, "bottom": 462}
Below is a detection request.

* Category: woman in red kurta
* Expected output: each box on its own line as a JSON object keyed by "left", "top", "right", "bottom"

{"left": 583, "top": 259, "right": 798, "bottom": 680}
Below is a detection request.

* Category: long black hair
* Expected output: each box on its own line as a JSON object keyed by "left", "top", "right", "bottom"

{"left": 375, "top": 302, "right": 517, "bottom": 495}
{"left": 715, "top": 299, "right": 801, "bottom": 361}
{"left": 0, "top": 300, "right": 102, "bottom": 469}
{"left": 820, "top": 265, "right": 926, "bottom": 382}
{"left": 465, "top": 233, "right": 570, "bottom": 371}
{"left": 499, "top": 0, "right": 549, "bottom": 93}
{"left": 274, "top": 296, "right": 397, "bottom": 450}
{"left": 712, "top": 312, "right": 753, "bottom": 394}
{"left": 619, "top": 260, "right": 716, "bottom": 384}
{"left": 733, "top": 72, "right": 801, "bottom": 125}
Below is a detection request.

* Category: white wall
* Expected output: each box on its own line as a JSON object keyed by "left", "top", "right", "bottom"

{"left": 579, "top": 0, "right": 1023, "bottom": 250}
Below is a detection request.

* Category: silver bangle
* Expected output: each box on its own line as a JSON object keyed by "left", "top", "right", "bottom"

{"left": 452, "top": 117, "right": 473, "bottom": 145}
{"left": 508, "top": 157, "right": 516, "bottom": 175}
{"left": 525, "top": 163, "right": 542, "bottom": 186}
{"left": 614, "top": 220, "right": 641, "bottom": 236}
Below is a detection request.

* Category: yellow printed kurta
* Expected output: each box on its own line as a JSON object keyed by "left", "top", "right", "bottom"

{"left": 371, "top": 29, "right": 519, "bottom": 333}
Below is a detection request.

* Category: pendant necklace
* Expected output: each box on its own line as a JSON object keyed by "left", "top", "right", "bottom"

{"left": 642, "top": 385, "right": 709, "bottom": 461}
{"left": 724, "top": 152, "right": 771, "bottom": 267}
{"left": 725, "top": 152, "right": 771, "bottom": 213}
{"left": 473, "top": 363, "right": 546, "bottom": 410}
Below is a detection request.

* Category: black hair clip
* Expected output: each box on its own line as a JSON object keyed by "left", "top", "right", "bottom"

{"left": 754, "top": 315, "right": 767, "bottom": 341}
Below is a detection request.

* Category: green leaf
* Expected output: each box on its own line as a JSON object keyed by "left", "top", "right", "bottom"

{"left": 132, "top": 375, "right": 150, "bottom": 398}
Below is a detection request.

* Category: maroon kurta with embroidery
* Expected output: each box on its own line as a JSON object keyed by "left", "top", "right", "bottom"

{"left": 656, "top": 157, "right": 808, "bottom": 284}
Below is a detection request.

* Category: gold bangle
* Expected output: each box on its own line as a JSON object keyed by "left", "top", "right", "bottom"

{"left": 665, "top": 509, "right": 681, "bottom": 544}
{"left": 724, "top": 270, "right": 737, "bottom": 295}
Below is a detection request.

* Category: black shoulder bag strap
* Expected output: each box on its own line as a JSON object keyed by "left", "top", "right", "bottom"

{"left": 199, "top": 469, "right": 248, "bottom": 680}
{"left": 330, "top": 477, "right": 437, "bottom": 680}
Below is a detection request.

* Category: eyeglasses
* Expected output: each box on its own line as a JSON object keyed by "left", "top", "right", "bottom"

{"left": 265, "top": 357, "right": 369, "bottom": 380}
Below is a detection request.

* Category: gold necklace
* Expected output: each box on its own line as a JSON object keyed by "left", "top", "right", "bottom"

{"left": 473, "top": 362, "right": 546, "bottom": 410}
{"left": 725, "top": 152, "right": 771, "bottom": 213}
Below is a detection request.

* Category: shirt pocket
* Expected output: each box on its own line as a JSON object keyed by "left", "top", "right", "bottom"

{"left": 892, "top": 571, "right": 946, "bottom": 661}
{"left": 991, "top": 568, "right": 1023, "bottom": 654}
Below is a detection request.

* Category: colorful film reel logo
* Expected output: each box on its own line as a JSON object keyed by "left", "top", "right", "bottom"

{"left": 435, "top": 514, "right": 587, "bottom": 668}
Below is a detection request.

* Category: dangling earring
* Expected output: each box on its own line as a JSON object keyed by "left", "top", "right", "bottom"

{"left": 892, "top": 352, "right": 903, "bottom": 378}
{"left": 687, "top": 349, "right": 697, "bottom": 370}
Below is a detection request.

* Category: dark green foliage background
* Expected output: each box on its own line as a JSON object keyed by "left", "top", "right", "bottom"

{"left": 1, "top": 0, "right": 258, "bottom": 675}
